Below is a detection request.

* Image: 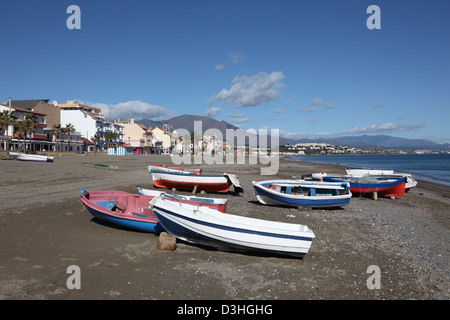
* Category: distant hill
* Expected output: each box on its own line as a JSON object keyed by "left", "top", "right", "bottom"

{"left": 137, "top": 114, "right": 239, "bottom": 133}
{"left": 136, "top": 115, "right": 449, "bottom": 150}
{"left": 136, "top": 114, "right": 290, "bottom": 146}
{"left": 291, "top": 135, "right": 450, "bottom": 151}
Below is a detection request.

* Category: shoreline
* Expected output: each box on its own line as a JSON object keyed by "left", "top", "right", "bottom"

{"left": 0, "top": 154, "right": 448, "bottom": 300}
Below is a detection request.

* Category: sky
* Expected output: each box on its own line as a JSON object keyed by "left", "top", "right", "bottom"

{"left": 1, "top": 0, "right": 449, "bottom": 144}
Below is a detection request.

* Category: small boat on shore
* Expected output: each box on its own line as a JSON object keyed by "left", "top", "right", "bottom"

{"left": 323, "top": 175, "right": 407, "bottom": 197}
{"left": 148, "top": 164, "right": 202, "bottom": 175}
{"left": 80, "top": 189, "right": 228, "bottom": 233}
{"left": 150, "top": 197, "right": 315, "bottom": 258}
{"left": 80, "top": 190, "right": 161, "bottom": 233}
{"left": 10, "top": 152, "right": 54, "bottom": 162}
{"left": 345, "top": 168, "right": 417, "bottom": 191}
{"left": 151, "top": 170, "right": 244, "bottom": 194}
{"left": 136, "top": 186, "right": 228, "bottom": 212}
{"left": 252, "top": 180, "right": 351, "bottom": 208}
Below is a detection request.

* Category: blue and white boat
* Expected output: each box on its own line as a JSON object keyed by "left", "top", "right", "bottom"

{"left": 252, "top": 180, "right": 352, "bottom": 208}
{"left": 150, "top": 197, "right": 315, "bottom": 258}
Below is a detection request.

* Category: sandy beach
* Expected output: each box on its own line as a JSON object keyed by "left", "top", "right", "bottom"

{"left": 0, "top": 153, "right": 448, "bottom": 300}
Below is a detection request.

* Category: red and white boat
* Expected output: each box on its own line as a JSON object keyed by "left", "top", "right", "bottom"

{"left": 151, "top": 170, "right": 243, "bottom": 194}
{"left": 148, "top": 164, "right": 202, "bottom": 175}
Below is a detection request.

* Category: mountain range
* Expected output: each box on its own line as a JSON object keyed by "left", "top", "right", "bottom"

{"left": 136, "top": 114, "right": 450, "bottom": 151}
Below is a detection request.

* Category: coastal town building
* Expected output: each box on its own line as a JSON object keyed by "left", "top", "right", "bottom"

{"left": 151, "top": 126, "right": 172, "bottom": 153}
{"left": 10, "top": 99, "right": 61, "bottom": 128}
{"left": 0, "top": 103, "right": 50, "bottom": 152}
{"left": 58, "top": 101, "right": 124, "bottom": 151}
{"left": 114, "top": 119, "right": 153, "bottom": 154}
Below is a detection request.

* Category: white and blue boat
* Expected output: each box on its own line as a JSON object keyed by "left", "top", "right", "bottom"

{"left": 150, "top": 197, "right": 315, "bottom": 258}
{"left": 252, "top": 180, "right": 352, "bottom": 208}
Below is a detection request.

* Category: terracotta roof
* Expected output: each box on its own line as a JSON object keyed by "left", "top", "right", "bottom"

{"left": 81, "top": 138, "right": 94, "bottom": 145}
{"left": 58, "top": 103, "right": 102, "bottom": 114}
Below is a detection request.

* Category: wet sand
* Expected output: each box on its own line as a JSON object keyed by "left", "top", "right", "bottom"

{"left": 0, "top": 153, "right": 448, "bottom": 300}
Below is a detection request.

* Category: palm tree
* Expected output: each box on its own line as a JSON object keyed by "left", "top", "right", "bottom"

{"left": 104, "top": 131, "right": 117, "bottom": 148}
{"left": 64, "top": 123, "right": 76, "bottom": 152}
{"left": 51, "top": 124, "right": 63, "bottom": 152}
{"left": 15, "top": 119, "right": 28, "bottom": 152}
{"left": 24, "top": 114, "right": 38, "bottom": 152}
{"left": 0, "top": 110, "right": 17, "bottom": 154}
{"left": 90, "top": 134, "right": 100, "bottom": 154}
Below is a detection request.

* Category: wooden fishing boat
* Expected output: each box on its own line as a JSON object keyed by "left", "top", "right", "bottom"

{"left": 345, "top": 168, "right": 417, "bottom": 191}
{"left": 136, "top": 186, "right": 228, "bottom": 213}
{"left": 150, "top": 197, "right": 315, "bottom": 258}
{"left": 80, "top": 190, "right": 161, "bottom": 233}
{"left": 80, "top": 189, "right": 227, "bottom": 233}
{"left": 323, "top": 175, "right": 407, "bottom": 197}
{"left": 252, "top": 180, "right": 351, "bottom": 208}
{"left": 151, "top": 170, "right": 244, "bottom": 194}
{"left": 10, "top": 152, "right": 54, "bottom": 162}
{"left": 147, "top": 164, "right": 202, "bottom": 174}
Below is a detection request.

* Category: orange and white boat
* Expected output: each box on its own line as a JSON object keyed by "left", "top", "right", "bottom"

{"left": 151, "top": 170, "right": 243, "bottom": 194}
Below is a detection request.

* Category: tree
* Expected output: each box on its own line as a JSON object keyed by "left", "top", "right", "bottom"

{"left": 64, "top": 123, "right": 76, "bottom": 152}
{"left": 0, "top": 110, "right": 17, "bottom": 154}
{"left": 51, "top": 124, "right": 63, "bottom": 152}
{"left": 90, "top": 134, "right": 100, "bottom": 154}
{"left": 15, "top": 119, "right": 28, "bottom": 152}
{"left": 104, "top": 131, "right": 117, "bottom": 148}
{"left": 23, "top": 114, "right": 38, "bottom": 152}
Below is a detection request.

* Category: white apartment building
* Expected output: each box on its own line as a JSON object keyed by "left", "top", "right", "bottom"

{"left": 58, "top": 101, "right": 123, "bottom": 150}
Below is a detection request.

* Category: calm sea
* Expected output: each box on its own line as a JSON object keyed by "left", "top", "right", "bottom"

{"left": 290, "top": 154, "right": 450, "bottom": 187}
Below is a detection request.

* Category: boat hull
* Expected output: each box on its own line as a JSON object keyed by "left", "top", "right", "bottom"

{"left": 345, "top": 169, "right": 417, "bottom": 191}
{"left": 152, "top": 198, "right": 315, "bottom": 258}
{"left": 323, "top": 176, "right": 407, "bottom": 197}
{"left": 10, "top": 152, "right": 54, "bottom": 162}
{"left": 152, "top": 171, "right": 231, "bottom": 193}
{"left": 80, "top": 190, "right": 161, "bottom": 233}
{"left": 253, "top": 180, "right": 351, "bottom": 208}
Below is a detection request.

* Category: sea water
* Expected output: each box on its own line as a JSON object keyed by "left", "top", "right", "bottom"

{"left": 290, "top": 154, "right": 450, "bottom": 187}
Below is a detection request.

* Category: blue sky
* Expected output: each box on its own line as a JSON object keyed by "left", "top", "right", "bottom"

{"left": 1, "top": 0, "right": 449, "bottom": 143}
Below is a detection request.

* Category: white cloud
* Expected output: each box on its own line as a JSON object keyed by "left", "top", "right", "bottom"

{"left": 342, "top": 122, "right": 425, "bottom": 135}
{"left": 310, "top": 98, "right": 335, "bottom": 109}
{"left": 228, "top": 113, "right": 245, "bottom": 118}
{"left": 232, "top": 117, "right": 249, "bottom": 124}
{"left": 228, "top": 52, "right": 246, "bottom": 64}
{"left": 311, "top": 98, "right": 323, "bottom": 106}
{"left": 308, "top": 118, "right": 319, "bottom": 123}
{"left": 207, "top": 71, "right": 286, "bottom": 108}
{"left": 373, "top": 103, "right": 384, "bottom": 109}
{"left": 215, "top": 64, "right": 225, "bottom": 70}
{"left": 296, "top": 107, "right": 316, "bottom": 113}
{"left": 274, "top": 108, "right": 285, "bottom": 113}
{"left": 204, "top": 107, "right": 221, "bottom": 118}
{"left": 86, "top": 100, "right": 175, "bottom": 121}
